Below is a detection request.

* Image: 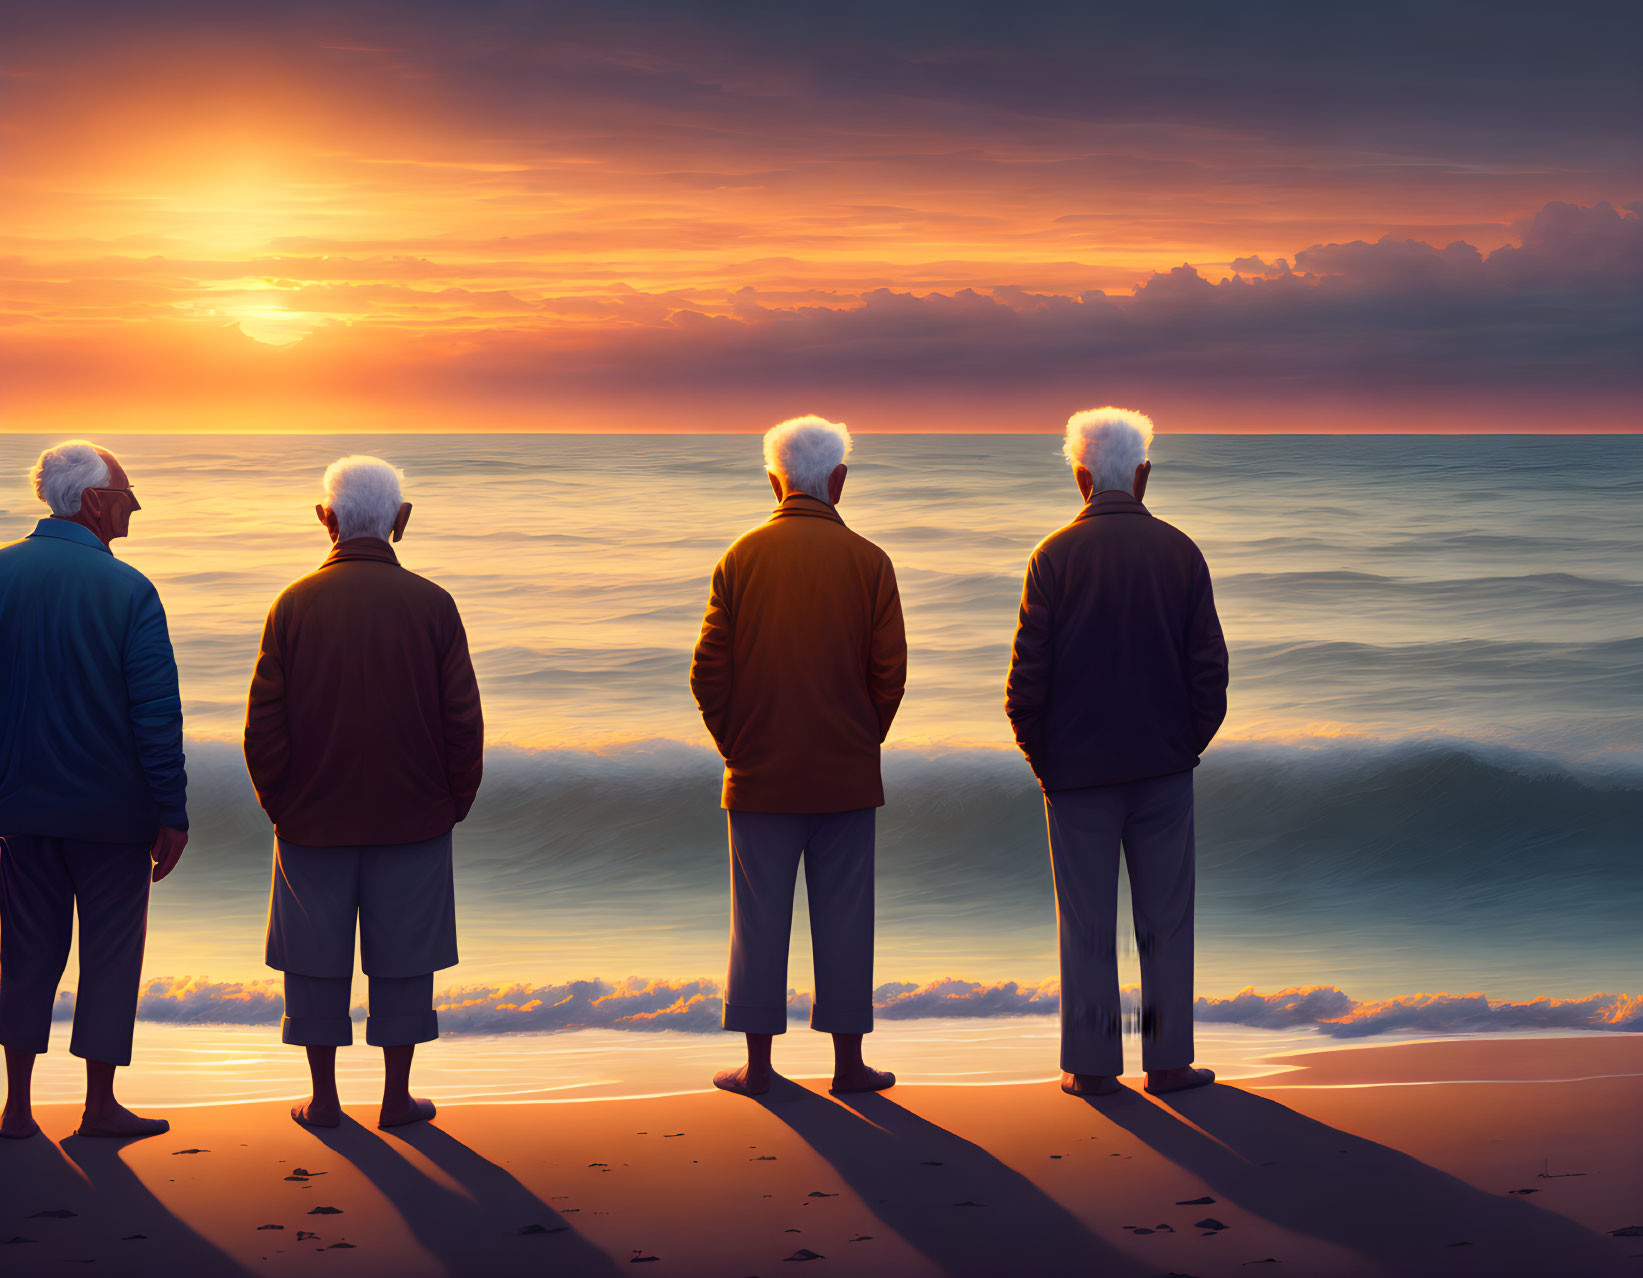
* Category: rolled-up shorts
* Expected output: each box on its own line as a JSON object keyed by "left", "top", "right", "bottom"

{"left": 266, "top": 831, "right": 459, "bottom": 980}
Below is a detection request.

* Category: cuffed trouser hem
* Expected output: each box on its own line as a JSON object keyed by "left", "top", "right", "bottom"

{"left": 282, "top": 1014, "right": 354, "bottom": 1047}
{"left": 1060, "top": 1002, "right": 1124, "bottom": 1076}
{"left": 722, "top": 1003, "right": 788, "bottom": 1035}
{"left": 69, "top": 1036, "right": 134, "bottom": 1067}
{"left": 0, "top": 1027, "right": 52, "bottom": 1056}
{"left": 810, "top": 1003, "right": 873, "bottom": 1035}
{"left": 366, "top": 1010, "right": 439, "bottom": 1047}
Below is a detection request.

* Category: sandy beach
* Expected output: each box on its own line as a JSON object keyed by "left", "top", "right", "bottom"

{"left": 1, "top": 1034, "right": 1638, "bottom": 1276}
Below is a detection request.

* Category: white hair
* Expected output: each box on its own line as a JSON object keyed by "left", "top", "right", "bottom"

{"left": 763, "top": 415, "right": 852, "bottom": 501}
{"left": 1063, "top": 407, "right": 1155, "bottom": 494}
{"left": 30, "top": 440, "right": 112, "bottom": 516}
{"left": 321, "top": 455, "right": 405, "bottom": 541}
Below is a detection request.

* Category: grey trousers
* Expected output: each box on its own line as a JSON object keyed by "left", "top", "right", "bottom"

{"left": 266, "top": 832, "right": 457, "bottom": 1048}
{"left": 1044, "top": 771, "right": 1196, "bottom": 1075}
{"left": 0, "top": 834, "right": 152, "bottom": 1066}
{"left": 724, "top": 808, "right": 875, "bottom": 1036}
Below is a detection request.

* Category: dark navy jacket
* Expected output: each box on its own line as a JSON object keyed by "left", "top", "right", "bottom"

{"left": 0, "top": 519, "right": 188, "bottom": 840}
{"left": 1005, "top": 491, "right": 1229, "bottom": 792}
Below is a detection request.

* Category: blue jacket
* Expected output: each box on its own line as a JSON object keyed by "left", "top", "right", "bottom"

{"left": 0, "top": 519, "right": 188, "bottom": 841}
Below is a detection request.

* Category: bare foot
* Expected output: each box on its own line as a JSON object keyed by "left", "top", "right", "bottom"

{"left": 0, "top": 1108, "right": 39, "bottom": 1139}
{"left": 1061, "top": 1071, "right": 1122, "bottom": 1096}
{"left": 712, "top": 1063, "right": 771, "bottom": 1096}
{"left": 378, "top": 1096, "right": 436, "bottom": 1129}
{"left": 76, "top": 1102, "right": 170, "bottom": 1139}
{"left": 1145, "top": 1066, "right": 1215, "bottom": 1095}
{"left": 290, "top": 1098, "right": 342, "bottom": 1129}
{"left": 831, "top": 1065, "right": 894, "bottom": 1094}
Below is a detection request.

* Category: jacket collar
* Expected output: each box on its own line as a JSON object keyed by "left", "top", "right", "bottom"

{"left": 27, "top": 517, "right": 112, "bottom": 555}
{"left": 319, "top": 537, "right": 400, "bottom": 570}
{"left": 769, "top": 492, "right": 844, "bottom": 525}
{"left": 1074, "top": 491, "right": 1150, "bottom": 523}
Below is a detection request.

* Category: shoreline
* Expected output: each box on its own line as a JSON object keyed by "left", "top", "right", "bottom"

{"left": 21, "top": 1016, "right": 1639, "bottom": 1109}
{"left": 3, "top": 1034, "right": 1639, "bottom": 1276}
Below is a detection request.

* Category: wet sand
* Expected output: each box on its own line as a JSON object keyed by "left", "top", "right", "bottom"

{"left": 1, "top": 1034, "right": 1638, "bottom": 1276}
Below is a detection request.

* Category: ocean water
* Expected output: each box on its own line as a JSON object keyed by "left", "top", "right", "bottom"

{"left": 2, "top": 432, "right": 1639, "bottom": 1103}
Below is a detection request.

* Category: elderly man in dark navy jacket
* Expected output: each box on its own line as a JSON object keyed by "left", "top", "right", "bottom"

{"left": 0, "top": 441, "right": 188, "bottom": 1140}
{"left": 1006, "top": 408, "right": 1228, "bottom": 1099}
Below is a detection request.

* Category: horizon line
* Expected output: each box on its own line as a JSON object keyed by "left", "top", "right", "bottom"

{"left": 3, "top": 428, "right": 1640, "bottom": 438}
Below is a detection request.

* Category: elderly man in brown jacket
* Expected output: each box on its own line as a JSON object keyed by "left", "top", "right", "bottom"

{"left": 1007, "top": 408, "right": 1228, "bottom": 1099}
{"left": 245, "top": 455, "right": 483, "bottom": 1129}
{"left": 691, "top": 416, "right": 906, "bottom": 1097}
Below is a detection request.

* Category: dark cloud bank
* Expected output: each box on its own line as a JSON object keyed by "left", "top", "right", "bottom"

{"left": 10, "top": 200, "right": 1637, "bottom": 425}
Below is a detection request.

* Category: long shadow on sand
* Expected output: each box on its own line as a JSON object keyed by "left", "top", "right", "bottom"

{"left": 302, "top": 1117, "right": 622, "bottom": 1277}
{"left": 757, "top": 1079, "right": 1150, "bottom": 1277}
{"left": 1085, "top": 1083, "right": 1625, "bottom": 1277}
{"left": 48, "top": 1132, "right": 254, "bottom": 1276}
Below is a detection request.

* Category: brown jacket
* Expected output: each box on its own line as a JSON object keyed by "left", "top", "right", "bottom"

{"left": 690, "top": 493, "right": 906, "bottom": 812}
{"left": 1005, "top": 491, "right": 1228, "bottom": 792}
{"left": 243, "top": 539, "right": 484, "bottom": 846}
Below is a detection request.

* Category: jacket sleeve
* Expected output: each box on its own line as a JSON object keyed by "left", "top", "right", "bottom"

{"left": 1004, "top": 551, "right": 1054, "bottom": 771}
{"left": 440, "top": 609, "right": 485, "bottom": 822}
{"left": 689, "top": 557, "right": 735, "bottom": 754}
{"left": 242, "top": 601, "right": 290, "bottom": 822}
{"left": 869, "top": 558, "right": 907, "bottom": 742}
{"left": 125, "top": 583, "right": 189, "bottom": 830}
{"left": 1185, "top": 556, "right": 1229, "bottom": 755}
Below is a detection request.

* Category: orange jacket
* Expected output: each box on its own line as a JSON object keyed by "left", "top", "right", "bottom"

{"left": 243, "top": 539, "right": 484, "bottom": 845}
{"left": 690, "top": 493, "right": 906, "bottom": 812}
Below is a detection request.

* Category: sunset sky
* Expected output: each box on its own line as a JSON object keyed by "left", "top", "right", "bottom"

{"left": 3, "top": 0, "right": 1639, "bottom": 432}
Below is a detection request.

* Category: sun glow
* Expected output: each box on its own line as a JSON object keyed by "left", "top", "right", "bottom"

{"left": 175, "top": 292, "right": 339, "bottom": 346}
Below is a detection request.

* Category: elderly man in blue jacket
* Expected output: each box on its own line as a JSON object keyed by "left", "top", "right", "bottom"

{"left": 0, "top": 440, "right": 188, "bottom": 1140}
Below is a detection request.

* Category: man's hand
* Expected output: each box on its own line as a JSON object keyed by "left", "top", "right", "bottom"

{"left": 150, "top": 825, "right": 188, "bottom": 882}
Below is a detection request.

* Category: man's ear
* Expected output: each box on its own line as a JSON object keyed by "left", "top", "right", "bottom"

{"left": 768, "top": 470, "right": 785, "bottom": 502}
{"left": 316, "top": 503, "right": 329, "bottom": 527}
{"left": 1133, "top": 460, "right": 1152, "bottom": 502}
{"left": 828, "top": 463, "right": 848, "bottom": 505}
{"left": 1074, "top": 465, "right": 1095, "bottom": 501}
{"left": 79, "top": 488, "right": 107, "bottom": 521}
{"left": 391, "top": 502, "right": 412, "bottom": 543}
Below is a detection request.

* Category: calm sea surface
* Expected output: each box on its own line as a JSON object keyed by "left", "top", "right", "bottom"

{"left": 2, "top": 433, "right": 1639, "bottom": 1103}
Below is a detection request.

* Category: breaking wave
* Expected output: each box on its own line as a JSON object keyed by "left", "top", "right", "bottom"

{"left": 177, "top": 732, "right": 1643, "bottom": 932}
{"left": 55, "top": 977, "right": 1643, "bottom": 1039}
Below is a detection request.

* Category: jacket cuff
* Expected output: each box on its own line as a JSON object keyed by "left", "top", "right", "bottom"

{"left": 158, "top": 808, "right": 189, "bottom": 831}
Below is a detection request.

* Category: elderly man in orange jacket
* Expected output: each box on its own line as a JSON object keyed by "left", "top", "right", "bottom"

{"left": 245, "top": 455, "right": 483, "bottom": 1130}
{"left": 691, "top": 416, "right": 906, "bottom": 1097}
